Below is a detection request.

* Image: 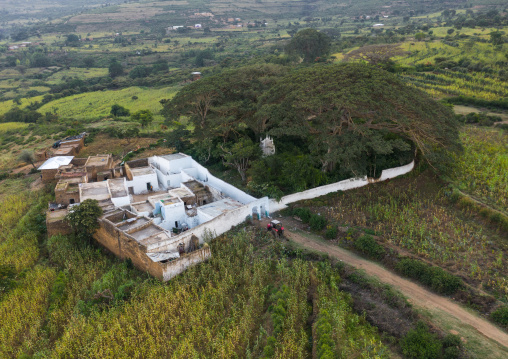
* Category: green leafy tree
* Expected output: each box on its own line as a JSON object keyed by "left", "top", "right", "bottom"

{"left": 129, "top": 65, "right": 151, "bottom": 79}
{"left": 31, "top": 53, "right": 51, "bottom": 68}
{"left": 401, "top": 322, "right": 442, "bottom": 359}
{"left": 285, "top": 28, "right": 331, "bottom": 62}
{"left": 82, "top": 56, "right": 95, "bottom": 68}
{"left": 131, "top": 109, "right": 154, "bottom": 128}
{"left": 18, "top": 150, "right": 36, "bottom": 168}
{"left": 65, "top": 34, "right": 80, "bottom": 46}
{"left": 415, "top": 32, "right": 426, "bottom": 41}
{"left": 110, "top": 104, "right": 130, "bottom": 117}
{"left": 219, "top": 137, "right": 261, "bottom": 182}
{"left": 65, "top": 199, "right": 103, "bottom": 242}
{"left": 257, "top": 63, "right": 460, "bottom": 174}
{"left": 161, "top": 64, "right": 287, "bottom": 140}
{"left": 165, "top": 124, "right": 191, "bottom": 152}
{"left": 108, "top": 60, "right": 124, "bottom": 78}
{"left": 489, "top": 31, "right": 503, "bottom": 46}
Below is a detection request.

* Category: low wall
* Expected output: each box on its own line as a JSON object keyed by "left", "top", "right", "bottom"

{"left": 269, "top": 160, "right": 415, "bottom": 212}
{"left": 95, "top": 221, "right": 164, "bottom": 279}
{"left": 46, "top": 213, "right": 72, "bottom": 237}
{"left": 161, "top": 245, "right": 211, "bottom": 281}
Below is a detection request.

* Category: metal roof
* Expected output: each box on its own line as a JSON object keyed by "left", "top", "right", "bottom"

{"left": 38, "top": 156, "right": 74, "bottom": 170}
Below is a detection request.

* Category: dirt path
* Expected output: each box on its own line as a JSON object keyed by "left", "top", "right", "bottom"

{"left": 276, "top": 224, "right": 508, "bottom": 349}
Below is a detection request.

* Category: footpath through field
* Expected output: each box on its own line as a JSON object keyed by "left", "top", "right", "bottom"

{"left": 262, "top": 219, "right": 508, "bottom": 351}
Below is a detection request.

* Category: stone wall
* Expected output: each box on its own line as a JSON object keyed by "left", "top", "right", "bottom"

{"left": 46, "top": 211, "right": 72, "bottom": 237}
{"left": 95, "top": 221, "right": 165, "bottom": 279}
{"left": 42, "top": 169, "right": 58, "bottom": 183}
{"left": 161, "top": 245, "right": 211, "bottom": 281}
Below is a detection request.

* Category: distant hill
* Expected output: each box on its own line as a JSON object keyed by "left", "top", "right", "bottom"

{"left": 2, "top": 0, "right": 506, "bottom": 25}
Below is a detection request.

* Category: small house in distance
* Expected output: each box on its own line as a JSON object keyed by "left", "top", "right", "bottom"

{"left": 191, "top": 72, "right": 201, "bottom": 81}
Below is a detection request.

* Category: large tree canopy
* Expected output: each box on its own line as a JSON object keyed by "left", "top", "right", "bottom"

{"left": 161, "top": 64, "right": 287, "bottom": 141}
{"left": 163, "top": 62, "right": 459, "bottom": 186}
{"left": 257, "top": 63, "right": 460, "bottom": 174}
{"left": 285, "top": 28, "right": 331, "bottom": 63}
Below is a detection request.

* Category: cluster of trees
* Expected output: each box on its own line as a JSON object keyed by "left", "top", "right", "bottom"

{"left": 129, "top": 60, "right": 169, "bottom": 79}
{"left": 443, "top": 9, "right": 508, "bottom": 29}
{"left": 162, "top": 62, "right": 459, "bottom": 195}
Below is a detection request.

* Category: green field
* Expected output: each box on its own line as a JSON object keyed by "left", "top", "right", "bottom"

{"left": 0, "top": 122, "right": 29, "bottom": 133}
{"left": 37, "top": 86, "right": 179, "bottom": 119}
{"left": 0, "top": 96, "right": 45, "bottom": 116}
{"left": 45, "top": 67, "right": 109, "bottom": 85}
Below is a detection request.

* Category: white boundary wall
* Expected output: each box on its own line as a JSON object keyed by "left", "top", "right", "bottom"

{"left": 269, "top": 160, "right": 415, "bottom": 212}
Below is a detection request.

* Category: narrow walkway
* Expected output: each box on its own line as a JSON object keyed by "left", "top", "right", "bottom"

{"left": 282, "top": 228, "right": 508, "bottom": 350}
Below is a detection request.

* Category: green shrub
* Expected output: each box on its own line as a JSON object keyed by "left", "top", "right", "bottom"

{"left": 442, "top": 333, "right": 462, "bottom": 359}
{"left": 427, "top": 267, "right": 463, "bottom": 295}
{"left": 491, "top": 306, "right": 508, "bottom": 328}
{"left": 310, "top": 214, "right": 327, "bottom": 231}
{"left": 354, "top": 235, "right": 385, "bottom": 259}
{"left": 294, "top": 208, "right": 312, "bottom": 223}
{"left": 395, "top": 258, "right": 463, "bottom": 295}
{"left": 401, "top": 322, "right": 442, "bottom": 359}
{"left": 49, "top": 271, "right": 68, "bottom": 310}
{"left": 396, "top": 258, "right": 428, "bottom": 279}
{"left": 325, "top": 225, "right": 338, "bottom": 239}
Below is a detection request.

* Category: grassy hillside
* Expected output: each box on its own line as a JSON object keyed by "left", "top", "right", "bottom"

{"left": 37, "top": 86, "right": 178, "bottom": 120}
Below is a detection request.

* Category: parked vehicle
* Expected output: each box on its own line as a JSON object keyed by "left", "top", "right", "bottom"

{"left": 267, "top": 220, "right": 284, "bottom": 238}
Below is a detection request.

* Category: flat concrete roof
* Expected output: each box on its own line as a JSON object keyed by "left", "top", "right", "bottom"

{"left": 132, "top": 201, "right": 155, "bottom": 213}
{"left": 85, "top": 155, "right": 110, "bottom": 167}
{"left": 138, "top": 231, "right": 172, "bottom": 247}
{"left": 80, "top": 182, "right": 110, "bottom": 198}
{"left": 46, "top": 209, "right": 68, "bottom": 223}
{"left": 183, "top": 180, "right": 206, "bottom": 194}
{"left": 108, "top": 178, "right": 128, "bottom": 198}
{"left": 147, "top": 251, "right": 180, "bottom": 262}
{"left": 117, "top": 217, "right": 150, "bottom": 231}
{"left": 168, "top": 187, "right": 194, "bottom": 199}
{"left": 131, "top": 190, "right": 167, "bottom": 203}
{"left": 130, "top": 166, "right": 156, "bottom": 177}
{"left": 129, "top": 225, "right": 165, "bottom": 242}
{"left": 161, "top": 153, "right": 188, "bottom": 162}
{"left": 148, "top": 193, "right": 181, "bottom": 207}
{"left": 198, "top": 198, "right": 243, "bottom": 218}
{"left": 38, "top": 156, "right": 74, "bottom": 170}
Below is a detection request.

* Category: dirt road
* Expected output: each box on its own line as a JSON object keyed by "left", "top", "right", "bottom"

{"left": 277, "top": 225, "right": 508, "bottom": 350}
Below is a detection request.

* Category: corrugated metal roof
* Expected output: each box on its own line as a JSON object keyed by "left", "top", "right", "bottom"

{"left": 38, "top": 156, "right": 74, "bottom": 170}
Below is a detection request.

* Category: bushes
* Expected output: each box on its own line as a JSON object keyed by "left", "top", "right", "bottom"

{"left": 401, "top": 322, "right": 442, "bottom": 359}
{"left": 354, "top": 235, "right": 385, "bottom": 259}
{"left": 310, "top": 214, "right": 327, "bottom": 231}
{"left": 325, "top": 225, "right": 337, "bottom": 239}
{"left": 293, "top": 207, "right": 311, "bottom": 223}
{"left": 292, "top": 207, "right": 327, "bottom": 231}
{"left": 490, "top": 305, "right": 508, "bottom": 328}
{"left": 396, "top": 258, "right": 463, "bottom": 295}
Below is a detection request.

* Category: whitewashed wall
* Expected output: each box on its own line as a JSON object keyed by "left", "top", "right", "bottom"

{"left": 111, "top": 196, "right": 130, "bottom": 207}
{"left": 378, "top": 160, "right": 415, "bottom": 181}
{"left": 269, "top": 160, "right": 415, "bottom": 212}
{"left": 126, "top": 172, "right": 159, "bottom": 194}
